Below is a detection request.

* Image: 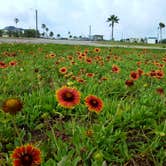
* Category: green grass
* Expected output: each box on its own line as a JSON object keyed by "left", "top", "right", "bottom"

{"left": 0, "top": 43, "right": 166, "bottom": 165}
{"left": 96, "top": 40, "right": 166, "bottom": 48}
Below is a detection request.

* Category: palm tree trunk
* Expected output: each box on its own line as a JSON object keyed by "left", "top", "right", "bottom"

{"left": 111, "top": 23, "right": 114, "bottom": 41}
{"left": 160, "top": 28, "right": 162, "bottom": 42}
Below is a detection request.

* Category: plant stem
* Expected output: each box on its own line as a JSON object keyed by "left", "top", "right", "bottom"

{"left": 12, "top": 116, "right": 22, "bottom": 145}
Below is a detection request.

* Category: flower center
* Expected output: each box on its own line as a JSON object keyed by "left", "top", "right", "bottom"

{"left": 21, "top": 154, "right": 33, "bottom": 166}
{"left": 63, "top": 92, "right": 74, "bottom": 101}
{"left": 90, "top": 100, "right": 98, "bottom": 107}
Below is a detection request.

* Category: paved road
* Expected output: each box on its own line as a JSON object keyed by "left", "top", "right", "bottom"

{"left": 0, "top": 37, "right": 166, "bottom": 50}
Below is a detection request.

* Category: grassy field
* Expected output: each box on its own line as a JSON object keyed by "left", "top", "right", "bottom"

{"left": 96, "top": 40, "right": 166, "bottom": 48}
{"left": 0, "top": 43, "right": 165, "bottom": 165}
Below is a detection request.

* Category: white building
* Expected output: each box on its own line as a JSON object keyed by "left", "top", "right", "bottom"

{"left": 92, "top": 35, "right": 104, "bottom": 41}
{"left": 147, "top": 37, "right": 158, "bottom": 44}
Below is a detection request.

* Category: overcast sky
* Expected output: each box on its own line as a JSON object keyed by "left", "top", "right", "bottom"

{"left": 0, "top": 0, "right": 166, "bottom": 40}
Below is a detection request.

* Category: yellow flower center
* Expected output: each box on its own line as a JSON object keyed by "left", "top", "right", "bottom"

{"left": 6, "top": 99, "right": 18, "bottom": 107}
{"left": 66, "top": 92, "right": 72, "bottom": 98}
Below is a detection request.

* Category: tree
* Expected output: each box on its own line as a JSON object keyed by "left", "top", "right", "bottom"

{"left": 106, "top": 15, "right": 119, "bottom": 41}
{"left": 45, "top": 27, "right": 49, "bottom": 38}
{"left": 24, "top": 29, "right": 39, "bottom": 38}
{"left": 57, "top": 34, "right": 60, "bottom": 38}
{"left": 159, "top": 22, "right": 165, "bottom": 42}
{"left": 14, "top": 18, "right": 19, "bottom": 27}
{"left": 49, "top": 31, "right": 54, "bottom": 38}
{"left": 0, "top": 30, "right": 3, "bottom": 37}
{"left": 41, "top": 24, "right": 46, "bottom": 37}
{"left": 69, "top": 35, "right": 72, "bottom": 39}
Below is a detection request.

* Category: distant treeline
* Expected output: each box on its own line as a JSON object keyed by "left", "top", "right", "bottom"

{"left": 0, "top": 29, "right": 40, "bottom": 38}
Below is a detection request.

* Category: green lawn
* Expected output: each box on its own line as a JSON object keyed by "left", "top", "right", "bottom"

{"left": 96, "top": 40, "right": 166, "bottom": 48}
{"left": 0, "top": 43, "right": 165, "bottom": 165}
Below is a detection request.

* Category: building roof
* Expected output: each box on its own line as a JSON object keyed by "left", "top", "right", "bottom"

{"left": 93, "top": 34, "right": 104, "bottom": 37}
{"left": 147, "top": 37, "right": 158, "bottom": 39}
{"left": 3, "top": 26, "right": 24, "bottom": 31}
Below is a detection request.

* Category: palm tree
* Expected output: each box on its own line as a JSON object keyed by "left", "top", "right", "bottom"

{"left": 14, "top": 18, "right": 19, "bottom": 28}
{"left": 49, "top": 31, "right": 54, "bottom": 38}
{"left": 159, "top": 22, "right": 165, "bottom": 42}
{"left": 41, "top": 24, "right": 46, "bottom": 37}
{"left": 106, "top": 15, "right": 119, "bottom": 40}
{"left": 57, "top": 34, "right": 61, "bottom": 38}
{"left": 45, "top": 27, "right": 49, "bottom": 38}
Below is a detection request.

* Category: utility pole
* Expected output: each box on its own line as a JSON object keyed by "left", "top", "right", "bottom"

{"left": 157, "top": 27, "right": 159, "bottom": 42}
{"left": 89, "top": 25, "right": 91, "bottom": 40}
{"left": 35, "top": 9, "right": 38, "bottom": 38}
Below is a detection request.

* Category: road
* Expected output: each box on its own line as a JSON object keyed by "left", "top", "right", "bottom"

{"left": 0, "top": 37, "right": 166, "bottom": 50}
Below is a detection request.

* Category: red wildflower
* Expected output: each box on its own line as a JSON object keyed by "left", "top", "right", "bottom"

{"left": 106, "top": 55, "right": 111, "bottom": 61}
{"left": 55, "top": 61, "right": 60, "bottom": 65}
{"left": 125, "top": 79, "right": 134, "bottom": 87}
{"left": 70, "top": 61, "right": 76, "bottom": 65}
{"left": 155, "top": 70, "right": 164, "bottom": 79}
{"left": 0, "top": 61, "right": 8, "bottom": 68}
{"left": 112, "top": 65, "right": 120, "bottom": 73}
{"left": 71, "top": 76, "right": 77, "bottom": 80}
{"left": 85, "top": 95, "right": 103, "bottom": 113}
{"left": 59, "top": 67, "right": 67, "bottom": 74}
{"left": 94, "top": 48, "right": 101, "bottom": 53}
{"left": 11, "top": 144, "right": 41, "bottom": 166}
{"left": 149, "top": 70, "right": 156, "bottom": 77}
{"left": 156, "top": 87, "right": 164, "bottom": 95}
{"left": 85, "top": 57, "right": 93, "bottom": 64}
{"left": 9, "top": 61, "right": 17, "bottom": 66}
{"left": 78, "top": 55, "right": 83, "bottom": 60}
{"left": 130, "top": 71, "right": 139, "bottom": 80}
{"left": 81, "top": 53, "right": 87, "bottom": 57}
{"left": 56, "top": 86, "right": 81, "bottom": 109}
{"left": 100, "top": 77, "right": 108, "bottom": 81}
{"left": 137, "top": 68, "right": 144, "bottom": 76}
{"left": 86, "top": 73, "right": 95, "bottom": 77}
{"left": 67, "top": 55, "right": 73, "bottom": 61}
{"left": 162, "top": 57, "right": 166, "bottom": 63}
{"left": 136, "top": 61, "right": 142, "bottom": 67}
{"left": 77, "top": 78, "right": 85, "bottom": 83}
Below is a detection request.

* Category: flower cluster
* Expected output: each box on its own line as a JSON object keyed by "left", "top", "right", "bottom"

{"left": 55, "top": 86, "right": 104, "bottom": 113}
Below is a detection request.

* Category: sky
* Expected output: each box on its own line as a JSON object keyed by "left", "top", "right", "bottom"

{"left": 0, "top": 0, "right": 166, "bottom": 40}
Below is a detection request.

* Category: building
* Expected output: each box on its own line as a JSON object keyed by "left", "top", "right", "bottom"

{"left": 146, "top": 37, "right": 158, "bottom": 44}
{"left": 2, "top": 26, "right": 24, "bottom": 37}
{"left": 92, "top": 35, "right": 104, "bottom": 41}
{"left": 124, "top": 38, "right": 142, "bottom": 43}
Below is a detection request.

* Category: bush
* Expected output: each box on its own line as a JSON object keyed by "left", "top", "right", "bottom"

{"left": 0, "top": 30, "right": 3, "bottom": 37}
{"left": 23, "top": 29, "right": 40, "bottom": 38}
{"left": 161, "top": 39, "right": 166, "bottom": 43}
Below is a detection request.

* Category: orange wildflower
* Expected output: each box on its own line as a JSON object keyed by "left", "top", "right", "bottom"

{"left": 130, "top": 71, "right": 139, "bottom": 80}
{"left": 85, "top": 95, "right": 103, "bottom": 113}
{"left": 112, "top": 65, "right": 120, "bottom": 73}
{"left": 137, "top": 68, "right": 144, "bottom": 76}
{"left": 0, "top": 61, "right": 8, "bottom": 68}
{"left": 156, "top": 87, "right": 164, "bottom": 95}
{"left": 86, "top": 73, "right": 95, "bottom": 77}
{"left": 155, "top": 70, "right": 164, "bottom": 79}
{"left": 49, "top": 53, "right": 56, "bottom": 58}
{"left": 94, "top": 48, "right": 101, "bottom": 53}
{"left": 9, "top": 61, "right": 17, "bottom": 66}
{"left": 125, "top": 79, "right": 134, "bottom": 87}
{"left": 59, "top": 67, "right": 67, "bottom": 74}
{"left": 11, "top": 144, "right": 41, "bottom": 166}
{"left": 56, "top": 86, "right": 81, "bottom": 109}
{"left": 85, "top": 57, "right": 93, "bottom": 64}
